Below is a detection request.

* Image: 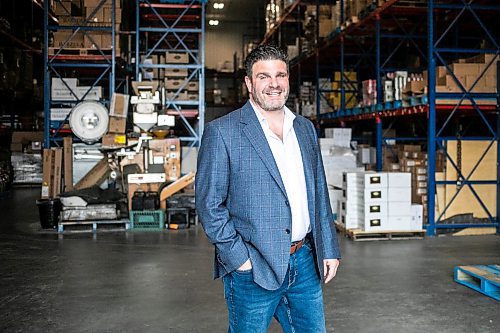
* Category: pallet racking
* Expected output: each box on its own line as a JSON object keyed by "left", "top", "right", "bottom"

{"left": 260, "top": 0, "right": 499, "bottom": 236}
{"left": 135, "top": 0, "right": 206, "bottom": 153}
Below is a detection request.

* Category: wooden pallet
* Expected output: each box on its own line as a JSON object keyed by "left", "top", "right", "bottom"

{"left": 58, "top": 219, "right": 130, "bottom": 233}
{"left": 48, "top": 47, "right": 114, "bottom": 56}
{"left": 455, "top": 265, "right": 500, "bottom": 301}
{"left": 336, "top": 222, "right": 425, "bottom": 241}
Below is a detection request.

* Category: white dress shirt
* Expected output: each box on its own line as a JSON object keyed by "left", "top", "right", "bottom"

{"left": 251, "top": 102, "right": 311, "bottom": 242}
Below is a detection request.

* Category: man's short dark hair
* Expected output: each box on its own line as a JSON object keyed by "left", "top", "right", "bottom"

{"left": 244, "top": 44, "right": 289, "bottom": 79}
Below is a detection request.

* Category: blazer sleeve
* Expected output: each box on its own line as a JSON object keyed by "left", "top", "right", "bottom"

{"left": 195, "top": 122, "right": 250, "bottom": 272}
{"left": 308, "top": 122, "right": 341, "bottom": 260}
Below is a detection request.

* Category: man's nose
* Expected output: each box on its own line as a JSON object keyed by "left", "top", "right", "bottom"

{"left": 269, "top": 77, "right": 279, "bottom": 87}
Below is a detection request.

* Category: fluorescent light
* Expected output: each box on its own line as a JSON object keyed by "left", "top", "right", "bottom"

{"left": 213, "top": 3, "right": 224, "bottom": 9}
{"left": 209, "top": 20, "right": 219, "bottom": 26}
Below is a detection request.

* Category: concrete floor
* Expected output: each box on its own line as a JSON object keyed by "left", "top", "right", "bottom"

{"left": 0, "top": 188, "right": 499, "bottom": 333}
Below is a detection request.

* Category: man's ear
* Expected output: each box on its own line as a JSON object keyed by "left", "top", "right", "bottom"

{"left": 244, "top": 76, "right": 252, "bottom": 94}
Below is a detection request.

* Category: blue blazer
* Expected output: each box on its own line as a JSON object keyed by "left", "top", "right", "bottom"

{"left": 195, "top": 101, "right": 340, "bottom": 290}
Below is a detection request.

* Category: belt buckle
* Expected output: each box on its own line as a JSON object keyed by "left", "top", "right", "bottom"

{"left": 290, "top": 239, "right": 304, "bottom": 255}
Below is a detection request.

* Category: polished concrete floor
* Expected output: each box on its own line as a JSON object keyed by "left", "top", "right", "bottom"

{"left": 0, "top": 188, "right": 499, "bottom": 333}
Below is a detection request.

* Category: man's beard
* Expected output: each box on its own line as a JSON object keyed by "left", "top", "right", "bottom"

{"left": 251, "top": 85, "right": 289, "bottom": 112}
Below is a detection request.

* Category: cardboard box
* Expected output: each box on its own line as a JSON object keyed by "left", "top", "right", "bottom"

{"left": 388, "top": 201, "right": 411, "bottom": 216}
{"left": 51, "top": 78, "right": 79, "bottom": 101}
{"left": 102, "top": 133, "right": 126, "bottom": 147}
{"left": 63, "top": 137, "right": 73, "bottom": 192}
{"left": 387, "top": 172, "right": 411, "bottom": 188}
{"left": 77, "top": 86, "right": 102, "bottom": 100}
{"left": 387, "top": 215, "right": 412, "bottom": 231}
{"left": 166, "top": 91, "right": 188, "bottom": 101}
{"left": 165, "top": 68, "right": 189, "bottom": 77}
{"left": 388, "top": 187, "right": 411, "bottom": 202}
{"left": 343, "top": 188, "right": 364, "bottom": 201}
{"left": 186, "top": 93, "right": 198, "bottom": 102}
{"left": 84, "top": 32, "right": 102, "bottom": 49}
{"left": 364, "top": 201, "right": 388, "bottom": 218}
{"left": 84, "top": 0, "right": 114, "bottom": 7}
{"left": 364, "top": 188, "right": 388, "bottom": 203}
{"left": 187, "top": 81, "right": 199, "bottom": 91}
{"left": 166, "top": 51, "right": 189, "bottom": 64}
{"left": 50, "top": 108, "right": 73, "bottom": 121}
{"left": 364, "top": 172, "right": 388, "bottom": 188}
{"left": 341, "top": 213, "right": 361, "bottom": 230}
{"left": 342, "top": 172, "right": 365, "bottom": 188}
{"left": 165, "top": 78, "right": 186, "bottom": 90}
{"left": 54, "top": 1, "right": 73, "bottom": 16}
{"left": 362, "top": 215, "right": 389, "bottom": 232}
{"left": 52, "top": 31, "right": 85, "bottom": 48}
{"left": 110, "top": 93, "right": 129, "bottom": 117}
{"left": 410, "top": 204, "right": 424, "bottom": 230}
{"left": 100, "top": 34, "right": 119, "bottom": 49}
{"left": 41, "top": 148, "right": 63, "bottom": 198}
{"left": 85, "top": 6, "right": 104, "bottom": 22}
{"left": 108, "top": 116, "right": 127, "bottom": 134}
{"left": 451, "top": 63, "right": 480, "bottom": 77}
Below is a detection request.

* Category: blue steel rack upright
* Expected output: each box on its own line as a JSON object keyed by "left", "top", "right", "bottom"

{"left": 135, "top": 0, "right": 206, "bottom": 151}
{"left": 43, "top": 0, "right": 117, "bottom": 148}
{"left": 427, "top": 0, "right": 499, "bottom": 236}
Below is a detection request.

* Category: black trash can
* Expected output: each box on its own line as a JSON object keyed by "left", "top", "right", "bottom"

{"left": 36, "top": 198, "right": 62, "bottom": 229}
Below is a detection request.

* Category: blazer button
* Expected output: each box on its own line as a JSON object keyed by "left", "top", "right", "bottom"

{"left": 285, "top": 229, "right": 290, "bottom": 234}
{"left": 285, "top": 200, "right": 289, "bottom": 206}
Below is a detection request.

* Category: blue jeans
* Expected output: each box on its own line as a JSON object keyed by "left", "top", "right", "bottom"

{"left": 222, "top": 240, "right": 327, "bottom": 333}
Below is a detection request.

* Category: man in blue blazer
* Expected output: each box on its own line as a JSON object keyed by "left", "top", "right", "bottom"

{"left": 196, "top": 44, "right": 341, "bottom": 332}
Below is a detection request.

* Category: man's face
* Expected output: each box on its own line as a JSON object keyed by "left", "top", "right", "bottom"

{"left": 245, "top": 59, "right": 289, "bottom": 112}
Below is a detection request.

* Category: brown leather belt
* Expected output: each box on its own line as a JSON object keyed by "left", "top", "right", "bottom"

{"left": 290, "top": 239, "right": 305, "bottom": 255}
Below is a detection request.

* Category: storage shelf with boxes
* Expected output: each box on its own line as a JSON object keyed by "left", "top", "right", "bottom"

{"left": 265, "top": 0, "right": 499, "bottom": 236}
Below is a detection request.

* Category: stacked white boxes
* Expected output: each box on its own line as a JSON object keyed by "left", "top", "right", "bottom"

{"left": 410, "top": 204, "right": 424, "bottom": 230}
{"left": 340, "top": 172, "right": 366, "bottom": 229}
{"left": 363, "top": 173, "right": 389, "bottom": 232}
{"left": 340, "top": 171, "right": 419, "bottom": 232}
{"left": 387, "top": 173, "right": 413, "bottom": 231}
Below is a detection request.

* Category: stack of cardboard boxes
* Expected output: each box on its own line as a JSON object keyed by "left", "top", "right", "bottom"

{"left": 434, "top": 54, "right": 497, "bottom": 98}
{"left": 340, "top": 171, "right": 366, "bottom": 230}
{"left": 387, "top": 172, "right": 413, "bottom": 230}
{"left": 52, "top": 0, "right": 120, "bottom": 52}
{"left": 164, "top": 51, "right": 198, "bottom": 103}
{"left": 102, "top": 93, "right": 129, "bottom": 148}
{"left": 339, "top": 171, "right": 423, "bottom": 232}
{"left": 330, "top": 71, "right": 358, "bottom": 110}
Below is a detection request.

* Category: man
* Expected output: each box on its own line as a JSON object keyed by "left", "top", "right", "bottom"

{"left": 196, "top": 44, "right": 341, "bottom": 333}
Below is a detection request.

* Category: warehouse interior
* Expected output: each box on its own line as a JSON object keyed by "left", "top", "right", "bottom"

{"left": 0, "top": 0, "right": 499, "bottom": 332}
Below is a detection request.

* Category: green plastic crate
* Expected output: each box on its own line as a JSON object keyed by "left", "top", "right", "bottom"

{"left": 129, "top": 210, "right": 165, "bottom": 230}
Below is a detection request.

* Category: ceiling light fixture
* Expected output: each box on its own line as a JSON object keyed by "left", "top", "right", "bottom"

{"left": 213, "top": 3, "right": 224, "bottom": 9}
{"left": 209, "top": 19, "right": 219, "bottom": 26}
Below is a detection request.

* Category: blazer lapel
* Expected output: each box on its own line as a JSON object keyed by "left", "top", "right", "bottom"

{"left": 293, "top": 118, "right": 316, "bottom": 215}
{"left": 240, "top": 102, "right": 288, "bottom": 198}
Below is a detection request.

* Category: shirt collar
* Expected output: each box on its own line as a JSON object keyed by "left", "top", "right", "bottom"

{"left": 249, "top": 99, "right": 296, "bottom": 125}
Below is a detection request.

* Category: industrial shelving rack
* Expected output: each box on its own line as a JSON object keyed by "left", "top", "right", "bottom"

{"left": 43, "top": 0, "right": 117, "bottom": 147}
{"left": 135, "top": 0, "right": 206, "bottom": 151}
{"left": 260, "top": 0, "right": 499, "bottom": 236}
